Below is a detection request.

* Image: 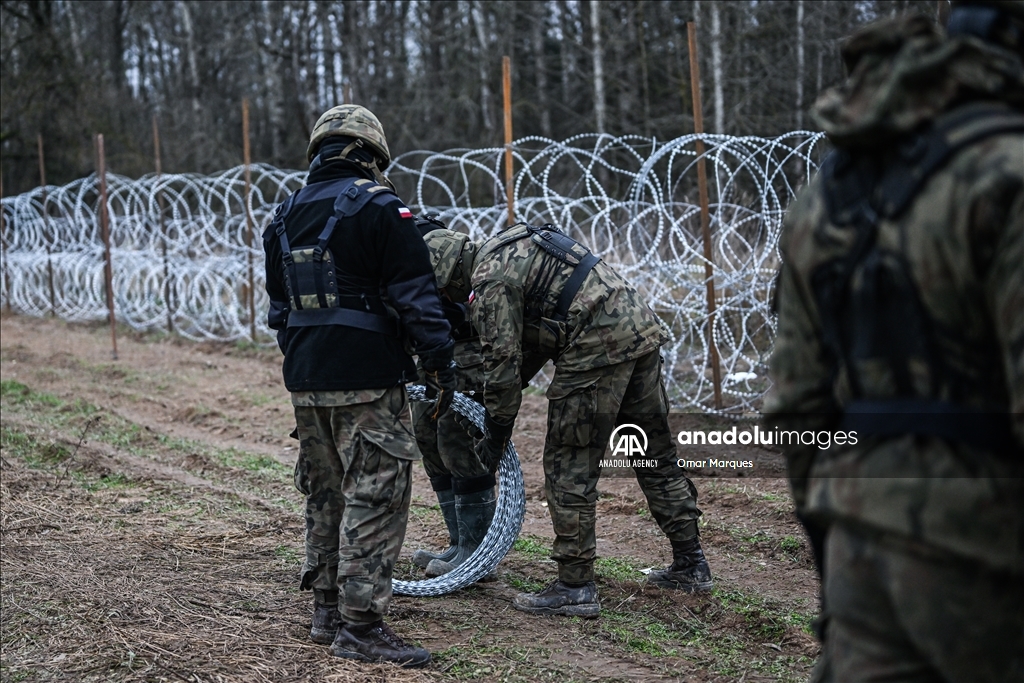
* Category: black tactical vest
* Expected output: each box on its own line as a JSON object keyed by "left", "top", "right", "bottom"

{"left": 271, "top": 177, "right": 400, "bottom": 336}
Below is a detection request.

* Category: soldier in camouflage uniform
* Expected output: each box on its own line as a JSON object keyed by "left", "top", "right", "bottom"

{"left": 764, "top": 3, "right": 1024, "bottom": 681}
{"left": 407, "top": 225, "right": 499, "bottom": 579}
{"left": 264, "top": 105, "right": 456, "bottom": 668}
{"left": 423, "top": 226, "right": 713, "bottom": 617}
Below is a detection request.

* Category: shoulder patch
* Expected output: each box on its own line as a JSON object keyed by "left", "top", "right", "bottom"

{"left": 397, "top": 206, "right": 413, "bottom": 219}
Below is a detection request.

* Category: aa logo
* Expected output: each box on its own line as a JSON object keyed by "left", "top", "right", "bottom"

{"left": 608, "top": 424, "right": 648, "bottom": 458}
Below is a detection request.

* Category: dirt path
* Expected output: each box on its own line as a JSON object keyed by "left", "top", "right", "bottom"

{"left": 1, "top": 314, "right": 819, "bottom": 682}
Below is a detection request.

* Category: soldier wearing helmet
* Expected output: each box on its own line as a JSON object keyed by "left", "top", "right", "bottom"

{"left": 423, "top": 225, "right": 714, "bottom": 619}
{"left": 263, "top": 104, "right": 455, "bottom": 668}
{"left": 765, "top": 2, "right": 1024, "bottom": 681}
{"left": 404, "top": 227, "right": 501, "bottom": 580}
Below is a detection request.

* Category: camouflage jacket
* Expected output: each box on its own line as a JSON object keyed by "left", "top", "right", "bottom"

{"left": 469, "top": 224, "right": 668, "bottom": 422}
{"left": 764, "top": 15, "right": 1024, "bottom": 572}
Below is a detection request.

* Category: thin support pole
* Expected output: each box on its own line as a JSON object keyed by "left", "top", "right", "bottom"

{"left": 0, "top": 167, "right": 9, "bottom": 314}
{"left": 687, "top": 21, "right": 722, "bottom": 410}
{"left": 96, "top": 134, "right": 118, "bottom": 360}
{"left": 243, "top": 98, "right": 257, "bottom": 341}
{"left": 39, "top": 134, "right": 56, "bottom": 317}
{"left": 502, "top": 56, "right": 515, "bottom": 227}
{"left": 154, "top": 114, "right": 173, "bottom": 333}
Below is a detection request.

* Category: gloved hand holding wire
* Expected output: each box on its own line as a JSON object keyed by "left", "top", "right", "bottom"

{"left": 420, "top": 344, "right": 457, "bottom": 420}
{"left": 476, "top": 412, "right": 514, "bottom": 472}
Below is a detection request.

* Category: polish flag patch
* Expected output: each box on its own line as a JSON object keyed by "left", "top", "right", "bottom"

{"left": 397, "top": 206, "right": 413, "bottom": 219}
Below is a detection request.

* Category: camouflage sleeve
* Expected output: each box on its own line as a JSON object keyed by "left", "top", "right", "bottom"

{"left": 471, "top": 278, "right": 526, "bottom": 423}
{"left": 986, "top": 185, "right": 1024, "bottom": 446}
{"left": 763, "top": 186, "right": 842, "bottom": 510}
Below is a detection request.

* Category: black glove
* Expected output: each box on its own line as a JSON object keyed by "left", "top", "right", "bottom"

{"left": 453, "top": 411, "right": 485, "bottom": 441}
{"left": 476, "top": 412, "right": 514, "bottom": 472}
{"left": 441, "top": 298, "right": 468, "bottom": 328}
{"left": 420, "top": 344, "right": 457, "bottom": 420}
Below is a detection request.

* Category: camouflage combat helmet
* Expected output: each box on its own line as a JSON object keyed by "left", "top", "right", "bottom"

{"left": 306, "top": 104, "right": 392, "bottom": 168}
{"left": 423, "top": 229, "right": 477, "bottom": 302}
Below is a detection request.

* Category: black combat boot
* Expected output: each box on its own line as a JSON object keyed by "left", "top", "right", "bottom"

{"left": 425, "top": 475, "right": 496, "bottom": 578}
{"left": 309, "top": 593, "right": 341, "bottom": 644}
{"left": 512, "top": 580, "right": 601, "bottom": 618}
{"left": 412, "top": 482, "right": 459, "bottom": 569}
{"left": 329, "top": 620, "right": 431, "bottom": 668}
{"left": 646, "top": 536, "right": 714, "bottom": 592}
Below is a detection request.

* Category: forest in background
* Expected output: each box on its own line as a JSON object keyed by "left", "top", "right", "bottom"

{"left": 1, "top": 0, "right": 941, "bottom": 195}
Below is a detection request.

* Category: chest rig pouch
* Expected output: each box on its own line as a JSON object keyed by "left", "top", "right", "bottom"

{"left": 485, "top": 223, "right": 601, "bottom": 354}
{"left": 272, "top": 177, "right": 400, "bottom": 336}
{"left": 812, "top": 102, "right": 1024, "bottom": 453}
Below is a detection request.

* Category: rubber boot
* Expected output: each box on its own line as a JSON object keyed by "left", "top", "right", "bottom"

{"left": 425, "top": 475, "right": 496, "bottom": 578}
{"left": 512, "top": 580, "right": 601, "bottom": 618}
{"left": 309, "top": 591, "right": 341, "bottom": 644}
{"left": 412, "top": 480, "right": 459, "bottom": 569}
{"left": 646, "top": 536, "right": 714, "bottom": 592}
{"left": 330, "top": 620, "right": 431, "bottom": 668}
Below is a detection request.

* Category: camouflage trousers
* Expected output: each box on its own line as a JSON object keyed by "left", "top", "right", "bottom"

{"left": 821, "top": 523, "right": 1024, "bottom": 683}
{"left": 411, "top": 393, "right": 491, "bottom": 482}
{"left": 544, "top": 350, "right": 701, "bottom": 583}
{"left": 292, "top": 386, "right": 417, "bottom": 625}
{"left": 412, "top": 338, "right": 492, "bottom": 483}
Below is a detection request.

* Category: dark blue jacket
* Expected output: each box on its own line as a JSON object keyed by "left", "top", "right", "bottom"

{"left": 262, "top": 160, "right": 451, "bottom": 392}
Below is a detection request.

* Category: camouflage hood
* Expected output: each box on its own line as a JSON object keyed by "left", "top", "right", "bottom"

{"left": 813, "top": 14, "right": 1024, "bottom": 149}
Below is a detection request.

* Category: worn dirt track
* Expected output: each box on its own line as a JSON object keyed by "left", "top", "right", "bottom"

{"left": 1, "top": 314, "right": 819, "bottom": 682}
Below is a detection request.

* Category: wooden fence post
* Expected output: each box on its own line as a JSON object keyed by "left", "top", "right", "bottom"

{"left": 0, "top": 167, "right": 9, "bottom": 314}
{"left": 502, "top": 56, "right": 515, "bottom": 227}
{"left": 243, "top": 98, "right": 257, "bottom": 341}
{"left": 38, "top": 134, "right": 57, "bottom": 318}
{"left": 154, "top": 114, "right": 174, "bottom": 334}
{"left": 687, "top": 21, "right": 723, "bottom": 410}
{"left": 96, "top": 134, "right": 118, "bottom": 360}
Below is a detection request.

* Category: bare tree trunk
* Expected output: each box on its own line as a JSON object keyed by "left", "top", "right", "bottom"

{"left": 62, "top": 0, "right": 84, "bottom": 68}
{"left": 532, "top": 5, "right": 551, "bottom": 138}
{"left": 710, "top": 1, "right": 724, "bottom": 134}
{"left": 796, "top": 0, "right": 805, "bottom": 129}
{"left": 590, "top": 0, "right": 605, "bottom": 134}
{"left": 177, "top": 0, "right": 201, "bottom": 115}
{"left": 637, "top": 0, "right": 651, "bottom": 136}
{"left": 327, "top": 3, "right": 342, "bottom": 105}
{"left": 471, "top": 1, "right": 494, "bottom": 132}
{"left": 559, "top": 0, "right": 576, "bottom": 110}
{"left": 260, "top": 0, "right": 283, "bottom": 162}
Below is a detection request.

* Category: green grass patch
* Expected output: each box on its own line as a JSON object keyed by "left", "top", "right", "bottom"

{"left": 714, "top": 587, "right": 815, "bottom": 640}
{"left": 600, "top": 608, "right": 686, "bottom": 657}
{"left": 512, "top": 535, "right": 550, "bottom": 560}
{"left": 273, "top": 545, "right": 301, "bottom": 564}
{"left": 505, "top": 575, "right": 546, "bottom": 593}
{"left": 780, "top": 535, "right": 803, "bottom": 554}
{"left": 1, "top": 379, "right": 61, "bottom": 407}
{"left": 80, "top": 472, "right": 133, "bottom": 491}
{"left": 595, "top": 556, "right": 646, "bottom": 583}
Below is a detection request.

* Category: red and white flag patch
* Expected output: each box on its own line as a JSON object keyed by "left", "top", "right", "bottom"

{"left": 397, "top": 206, "right": 413, "bottom": 219}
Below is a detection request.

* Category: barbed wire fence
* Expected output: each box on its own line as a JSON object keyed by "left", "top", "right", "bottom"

{"left": 0, "top": 132, "right": 827, "bottom": 413}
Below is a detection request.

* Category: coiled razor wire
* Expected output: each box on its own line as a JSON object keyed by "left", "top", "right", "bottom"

{"left": 394, "top": 385, "right": 524, "bottom": 596}
{"left": 0, "top": 132, "right": 828, "bottom": 413}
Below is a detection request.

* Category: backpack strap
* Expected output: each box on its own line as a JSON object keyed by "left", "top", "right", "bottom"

{"left": 479, "top": 223, "right": 601, "bottom": 322}
{"left": 274, "top": 177, "right": 400, "bottom": 334}
{"left": 875, "top": 102, "right": 1024, "bottom": 219}
{"left": 815, "top": 103, "right": 1024, "bottom": 452}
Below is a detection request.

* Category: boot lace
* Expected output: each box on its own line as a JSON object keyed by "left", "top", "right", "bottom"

{"left": 374, "top": 621, "right": 408, "bottom": 649}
